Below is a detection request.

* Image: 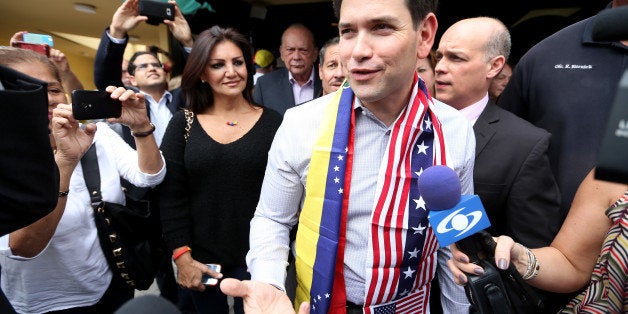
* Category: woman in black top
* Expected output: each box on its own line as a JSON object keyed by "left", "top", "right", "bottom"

{"left": 159, "top": 26, "right": 282, "bottom": 314}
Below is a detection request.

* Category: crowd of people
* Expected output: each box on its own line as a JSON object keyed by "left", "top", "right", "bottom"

{"left": 1, "top": 0, "right": 627, "bottom": 313}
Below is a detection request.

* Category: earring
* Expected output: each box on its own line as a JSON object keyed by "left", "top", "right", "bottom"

{"left": 201, "top": 79, "right": 205, "bottom": 83}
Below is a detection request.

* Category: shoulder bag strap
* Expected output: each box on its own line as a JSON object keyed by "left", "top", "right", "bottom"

{"left": 80, "top": 144, "right": 103, "bottom": 204}
{"left": 184, "top": 108, "right": 194, "bottom": 142}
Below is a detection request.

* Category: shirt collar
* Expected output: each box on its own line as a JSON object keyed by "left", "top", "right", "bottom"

{"left": 141, "top": 90, "right": 173, "bottom": 104}
{"left": 288, "top": 68, "right": 315, "bottom": 87}
{"left": 459, "top": 93, "right": 489, "bottom": 124}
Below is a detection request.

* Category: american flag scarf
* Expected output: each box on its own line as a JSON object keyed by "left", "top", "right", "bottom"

{"left": 295, "top": 75, "right": 447, "bottom": 313}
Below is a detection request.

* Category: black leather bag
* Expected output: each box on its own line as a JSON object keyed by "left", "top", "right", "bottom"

{"left": 81, "top": 144, "right": 163, "bottom": 290}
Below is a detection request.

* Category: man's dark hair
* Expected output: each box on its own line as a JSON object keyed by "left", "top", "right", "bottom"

{"left": 127, "top": 51, "right": 162, "bottom": 76}
{"left": 332, "top": 0, "right": 438, "bottom": 28}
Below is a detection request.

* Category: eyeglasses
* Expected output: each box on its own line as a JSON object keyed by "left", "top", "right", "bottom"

{"left": 134, "top": 62, "right": 164, "bottom": 71}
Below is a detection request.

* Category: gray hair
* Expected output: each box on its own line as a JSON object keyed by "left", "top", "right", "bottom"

{"left": 319, "top": 37, "right": 340, "bottom": 65}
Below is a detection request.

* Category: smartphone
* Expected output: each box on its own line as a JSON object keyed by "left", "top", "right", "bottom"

{"left": 11, "top": 41, "right": 50, "bottom": 57}
{"left": 23, "top": 33, "right": 54, "bottom": 47}
{"left": 71, "top": 90, "right": 122, "bottom": 120}
{"left": 139, "top": 0, "right": 175, "bottom": 25}
{"left": 201, "top": 264, "right": 221, "bottom": 286}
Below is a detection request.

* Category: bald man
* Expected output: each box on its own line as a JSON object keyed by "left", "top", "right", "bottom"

{"left": 435, "top": 17, "right": 561, "bottom": 249}
{"left": 253, "top": 24, "right": 322, "bottom": 115}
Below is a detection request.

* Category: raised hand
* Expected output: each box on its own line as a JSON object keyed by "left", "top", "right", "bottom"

{"left": 163, "top": 0, "right": 193, "bottom": 48}
{"left": 109, "top": 0, "right": 148, "bottom": 39}
{"left": 105, "top": 86, "right": 150, "bottom": 131}
{"left": 220, "top": 279, "right": 310, "bottom": 314}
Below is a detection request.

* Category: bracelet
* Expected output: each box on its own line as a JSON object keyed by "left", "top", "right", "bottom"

{"left": 131, "top": 123, "right": 156, "bottom": 138}
{"left": 58, "top": 190, "right": 70, "bottom": 198}
{"left": 521, "top": 246, "right": 540, "bottom": 280}
{"left": 173, "top": 246, "right": 191, "bottom": 261}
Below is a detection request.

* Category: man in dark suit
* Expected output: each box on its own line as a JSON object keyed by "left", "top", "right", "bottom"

{"left": 253, "top": 23, "right": 322, "bottom": 115}
{"left": 435, "top": 17, "right": 564, "bottom": 312}
{"left": 93, "top": 0, "right": 193, "bottom": 307}
{"left": 435, "top": 16, "right": 561, "bottom": 248}
{"left": 94, "top": 0, "right": 192, "bottom": 147}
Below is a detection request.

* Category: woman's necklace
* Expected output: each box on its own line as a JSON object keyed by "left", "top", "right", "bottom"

{"left": 226, "top": 120, "right": 238, "bottom": 126}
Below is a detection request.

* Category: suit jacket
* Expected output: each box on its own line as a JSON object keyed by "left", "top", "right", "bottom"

{"left": 253, "top": 67, "right": 322, "bottom": 115}
{"left": 94, "top": 29, "right": 184, "bottom": 203}
{"left": 473, "top": 102, "right": 561, "bottom": 248}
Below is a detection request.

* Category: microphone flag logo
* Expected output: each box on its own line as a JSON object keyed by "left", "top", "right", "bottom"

{"left": 428, "top": 195, "right": 491, "bottom": 247}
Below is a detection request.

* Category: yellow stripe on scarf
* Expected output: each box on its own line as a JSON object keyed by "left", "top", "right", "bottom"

{"left": 294, "top": 89, "right": 344, "bottom": 308}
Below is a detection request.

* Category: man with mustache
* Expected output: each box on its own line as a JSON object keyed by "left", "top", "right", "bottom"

{"left": 318, "top": 36, "right": 346, "bottom": 95}
{"left": 253, "top": 23, "right": 322, "bottom": 115}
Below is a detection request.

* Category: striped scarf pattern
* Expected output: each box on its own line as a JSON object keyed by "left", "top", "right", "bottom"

{"left": 295, "top": 76, "right": 447, "bottom": 313}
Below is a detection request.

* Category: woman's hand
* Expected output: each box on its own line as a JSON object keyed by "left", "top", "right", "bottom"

{"left": 105, "top": 86, "right": 150, "bottom": 132}
{"left": 51, "top": 104, "right": 96, "bottom": 169}
{"left": 447, "top": 236, "right": 525, "bottom": 285}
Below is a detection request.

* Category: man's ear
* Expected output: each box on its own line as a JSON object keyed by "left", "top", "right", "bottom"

{"left": 417, "top": 13, "right": 438, "bottom": 59}
{"left": 487, "top": 55, "right": 506, "bottom": 79}
{"left": 129, "top": 75, "right": 139, "bottom": 87}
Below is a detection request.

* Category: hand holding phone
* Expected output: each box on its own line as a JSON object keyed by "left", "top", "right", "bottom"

{"left": 201, "top": 264, "right": 222, "bottom": 286}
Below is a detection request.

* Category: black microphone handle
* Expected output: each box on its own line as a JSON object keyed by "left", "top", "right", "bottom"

{"left": 456, "top": 230, "right": 494, "bottom": 264}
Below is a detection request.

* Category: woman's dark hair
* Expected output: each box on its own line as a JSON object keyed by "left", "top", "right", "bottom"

{"left": 181, "top": 26, "right": 255, "bottom": 113}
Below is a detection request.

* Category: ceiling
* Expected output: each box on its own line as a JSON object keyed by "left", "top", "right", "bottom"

{"left": 0, "top": 0, "right": 610, "bottom": 74}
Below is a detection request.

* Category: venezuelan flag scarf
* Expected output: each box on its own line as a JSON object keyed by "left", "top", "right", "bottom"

{"left": 295, "top": 75, "right": 447, "bottom": 313}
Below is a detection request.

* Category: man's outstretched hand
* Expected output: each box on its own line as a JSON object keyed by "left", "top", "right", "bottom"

{"left": 220, "top": 278, "right": 309, "bottom": 314}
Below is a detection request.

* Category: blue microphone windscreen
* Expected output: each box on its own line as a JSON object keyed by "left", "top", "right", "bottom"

{"left": 417, "top": 165, "right": 461, "bottom": 210}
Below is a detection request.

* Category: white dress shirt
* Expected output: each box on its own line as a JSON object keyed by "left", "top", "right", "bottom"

{"left": 247, "top": 86, "right": 475, "bottom": 312}
{"left": 288, "top": 68, "right": 315, "bottom": 105}
{"left": 143, "top": 91, "right": 173, "bottom": 146}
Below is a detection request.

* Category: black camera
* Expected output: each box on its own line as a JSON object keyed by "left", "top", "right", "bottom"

{"left": 71, "top": 90, "right": 122, "bottom": 120}
{"left": 139, "top": 0, "right": 175, "bottom": 26}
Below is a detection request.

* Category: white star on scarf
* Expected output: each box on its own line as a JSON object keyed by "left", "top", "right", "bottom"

{"left": 399, "top": 289, "right": 409, "bottom": 296}
{"left": 334, "top": 177, "right": 340, "bottom": 184}
{"left": 337, "top": 154, "right": 344, "bottom": 161}
{"left": 416, "top": 141, "right": 429, "bottom": 155}
{"left": 334, "top": 165, "right": 340, "bottom": 172}
{"left": 407, "top": 247, "right": 420, "bottom": 258}
{"left": 413, "top": 197, "right": 426, "bottom": 210}
{"left": 415, "top": 167, "right": 424, "bottom": 177}
{"left": 424, "top": 117, "right": 432, "bottom": 130}
{"left": 412, "top": 223, "right": 426, "bottom": 235}
{"left": 403, "top": 267, "right": 416, "bottom": 279}
{"left": 338, "top": 188, "right": 343, "bottom": 194}
{"left": 325, "top": 293, "right": 330, "bottom": 298}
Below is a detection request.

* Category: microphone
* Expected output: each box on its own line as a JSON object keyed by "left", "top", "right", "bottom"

{"left": 420, "top": 166, "right": 545, "bottom": 313}
{"left": 592, "top": 6, "right": 628, "bottom": 41}
{"left": 420, "top": 165, "right": 491, "bottom": 262}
